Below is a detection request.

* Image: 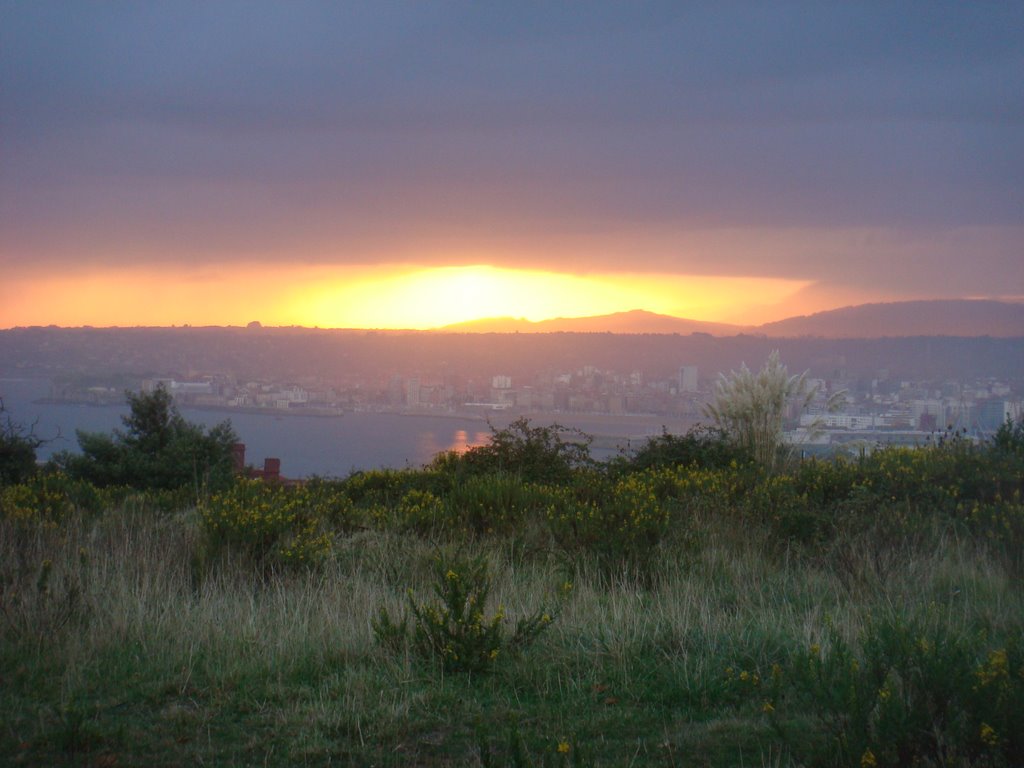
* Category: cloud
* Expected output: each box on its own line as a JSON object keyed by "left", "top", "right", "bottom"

{"left": 2, "top": 2, "right": 1022, "bottom": 303}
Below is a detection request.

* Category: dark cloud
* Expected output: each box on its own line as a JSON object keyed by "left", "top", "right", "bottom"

{"left": 2, "top": 2, "right": 1022, "bottom": 297}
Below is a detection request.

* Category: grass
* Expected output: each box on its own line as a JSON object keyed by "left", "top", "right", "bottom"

{"left": 3, "top": 491, "right": 1021, "bottom": 767}
{"left": 4, "top": 422, "right": 1023, "bottom": 765}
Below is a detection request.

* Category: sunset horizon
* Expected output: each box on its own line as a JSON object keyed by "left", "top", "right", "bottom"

{"left": 3, "top": 292, "right": 1022, "bottom": 335}
{"left": 3, "top": 5, "right": 1021, "bottom": 332}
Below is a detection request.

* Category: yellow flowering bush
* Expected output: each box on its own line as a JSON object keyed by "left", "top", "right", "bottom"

{"left": 199, "top": 479, "right": 353, "bottom": 567}
{"left": 968, "top": 645, "right": 1024, "bottom": 759}
{"left": 444, "top": 473, "right": 552, "bottom": 537}
{"left": 966, "top": 491, "right": 1024, "bottom": 572}
{"left": 758, "top": 619, "right": 1024, "bottom": 766}
{"left": 1, "top": 481, "right": 67, "bottom": 526}
{"left": 391, "top": 488, "right": 447, "bottom": 535}
{"left": 373, "top": 553, "right": 553, "bottom": 674}
{"left": 546, "top": 471, "right": 673, "bottom": 578}
{"left": 0, "top": 473, "right": 109, "bottom": 527}
{"left": 341, "top": 467, "right": 449, "bottom": 508}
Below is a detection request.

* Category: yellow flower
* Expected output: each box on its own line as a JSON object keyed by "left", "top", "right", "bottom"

{"left": 980, "top": 722, "right": 998, "bottom": 747}
{"left": 860, "top": 748, "right": 877, "bottom": 767}
{"left": 557, "top": 742, "right": 570, "bottom": 754}
{"left": 762, "top": 700, "right": 775, "bottom": 714}
{"left": 810, "top": 643, "right": 821, "bottom": 656}
{"left": 976, "top": 649, "right": 1009, "bottom": 686}
{"left": 445, "top": 570, "right": 458, "bottom": 581}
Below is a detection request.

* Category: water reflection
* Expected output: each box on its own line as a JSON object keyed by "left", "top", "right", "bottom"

{"left": 418, "top": 428, "right": 491, "bottom": 462}
{"left": 446, "top": 429, "right": 491, "bottom": 454}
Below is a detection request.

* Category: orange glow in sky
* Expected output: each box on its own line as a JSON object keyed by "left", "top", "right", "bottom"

{"left": 4, "top": 263, "right": 817, "bottom": 329}
{"left": 300, "top": 266, "right": 812, "bottom": 327}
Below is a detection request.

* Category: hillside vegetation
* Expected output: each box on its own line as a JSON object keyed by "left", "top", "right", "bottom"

{"left": 2, "top": 411, "right": 1023, "bottom": 766}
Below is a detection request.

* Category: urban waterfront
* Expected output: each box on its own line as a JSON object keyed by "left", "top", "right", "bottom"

{"left": 1, "top": 379, "right": 656, "bottom": 477}
{"left": 2, "top": 378, "right": 492, "bottom": 477}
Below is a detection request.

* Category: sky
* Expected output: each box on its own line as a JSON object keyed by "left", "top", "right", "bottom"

{"left": 2, "top": 2, "right": 1022, "bottom": 329}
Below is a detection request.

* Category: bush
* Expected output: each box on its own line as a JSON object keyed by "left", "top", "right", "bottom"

{"left": 764, "top": 617, "right": 1024, "bottom": 767}
{"left": 434, "top": 418, "right": 593, "bottom": 485}
{"left": 198, "top": 479, "right": 357, "bottom": 568}
{"left": 445, "top": 473, "right": 552, "bottom": 538}
{"left": 611, "top": 425, "right": 751, "bottom": 475}
{"left": 992, "top": 417, "right": 1024, "bottom": 457}
{"left": 965, "top": 491, "right": 1024, "bottom": 573}
{"left": 546, "top": 472, "right": 672, "bottom": 580}
{"left": 340, "top": 468, "right": 450, "bottom": 509}
{"left": 389, "top": 488, "right": 448, "bottom": 535}
{"left": 0, "top": 473, "right": 110, "bottom": 526}
{"left": 373, "top": 553, "right": 553, "bottom": 674}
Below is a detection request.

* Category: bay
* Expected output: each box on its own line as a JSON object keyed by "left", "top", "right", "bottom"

{"left": 1, "top": 378, "right": 491, "bottom": 478}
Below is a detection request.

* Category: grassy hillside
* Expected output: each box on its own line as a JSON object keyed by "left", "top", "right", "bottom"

{"left": 2, "top": 426, "right": 1023, "bottom": 766}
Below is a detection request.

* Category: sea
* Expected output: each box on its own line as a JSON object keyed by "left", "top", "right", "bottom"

{"left": 1, "top": 378, "right": 663, "bottom": 478}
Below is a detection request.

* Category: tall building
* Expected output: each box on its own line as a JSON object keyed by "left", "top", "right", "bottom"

{"left": 679, "top": 365, "right": 698, "bottom": 393}
{"left": 405, "top": 377, "right": 421, "bottom": 407}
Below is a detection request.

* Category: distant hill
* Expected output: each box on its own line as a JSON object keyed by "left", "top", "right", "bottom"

{"left": 757, "top": 300, "right": 1024, "bottom": 338}
{"left": 438, "top": 309, "right": 748, "bottom": 335}
{"left": 437, "top": 300, "right": 1024, "bottom": 338}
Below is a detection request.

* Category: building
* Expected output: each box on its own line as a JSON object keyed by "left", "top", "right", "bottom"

{"left": 974, "top": 399, "right": 1012, "bottom": 432}
{"left": 678, "top": 366, "right": 698, "bottom": 393}
{"left": 405, "top": 377, "right": 421, "bottom": 407}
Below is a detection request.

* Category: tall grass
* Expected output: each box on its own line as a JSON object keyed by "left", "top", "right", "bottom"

{"left": 3, "top": 431, "right": 1024, "bottom": 765}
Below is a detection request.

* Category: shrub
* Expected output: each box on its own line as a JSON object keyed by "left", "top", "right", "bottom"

{"left": 340, "top": 468, "right": 449, "bottom": 508}
{"left": 390, "top": 488, "right": 448, "bottom": 535}
{"left": 546, "top": 472, "right": 672, "bottom": 579}
{"left": 764, "top": 618, "right": 1024, "bottom": 767}
{"left": 743, "top": 472, "right": 831, "bottom": 547}
{"left": 611, "top": 425, "right": 751, "bottom": 475}
{"left": 373, "top": 553, "right": 553, "bottom": 674}
{"left": 434, "top": 418, "right": 593, "bottom": 485}
{"left": 968, "top": 643, "right": 1024, "bottom": 762}
{"left": 445, "top": 473, "right": 551, "bottom": 538}
{"left": 198, "top": 479, "right": 355, "bottom": 568}
{"left": 993, "top": 417, "right": 1024, "bottom": 457}
{"left": 965, "top": 491, "right": 1024, "bottom": 573}
{"left": 0, "top": 473, "right": 110, "bottom": 526}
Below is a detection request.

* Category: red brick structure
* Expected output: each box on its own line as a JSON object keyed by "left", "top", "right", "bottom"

{"left": 231, "top": 443, "right": 295, "bottom": 484}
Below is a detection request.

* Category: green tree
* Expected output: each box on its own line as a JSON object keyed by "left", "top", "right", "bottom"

{"left": 612, "top": 425, "right": 751, "bottom": 475}
{"left": 993, "top": 416, "right": 1024, "bottom": 456}
{"left": 0, "top": 398, "right": 43, "bottom": 486}
{"left": 58, "top": 385, "right": 238, "bottom": 494}
{"left": 431, "top": 417, "right": 593, "bottom": 484}
{"left": 704, "top": 351, "right": 842, "bottom": 471}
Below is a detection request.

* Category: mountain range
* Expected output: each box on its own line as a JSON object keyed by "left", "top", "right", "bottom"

{"left": 437, "top": 300, "right": 1024, "bottom": 338}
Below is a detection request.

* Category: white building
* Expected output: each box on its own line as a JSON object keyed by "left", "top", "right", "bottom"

{"left": 678, "top": 366, "right": 698, "bottom": 393}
